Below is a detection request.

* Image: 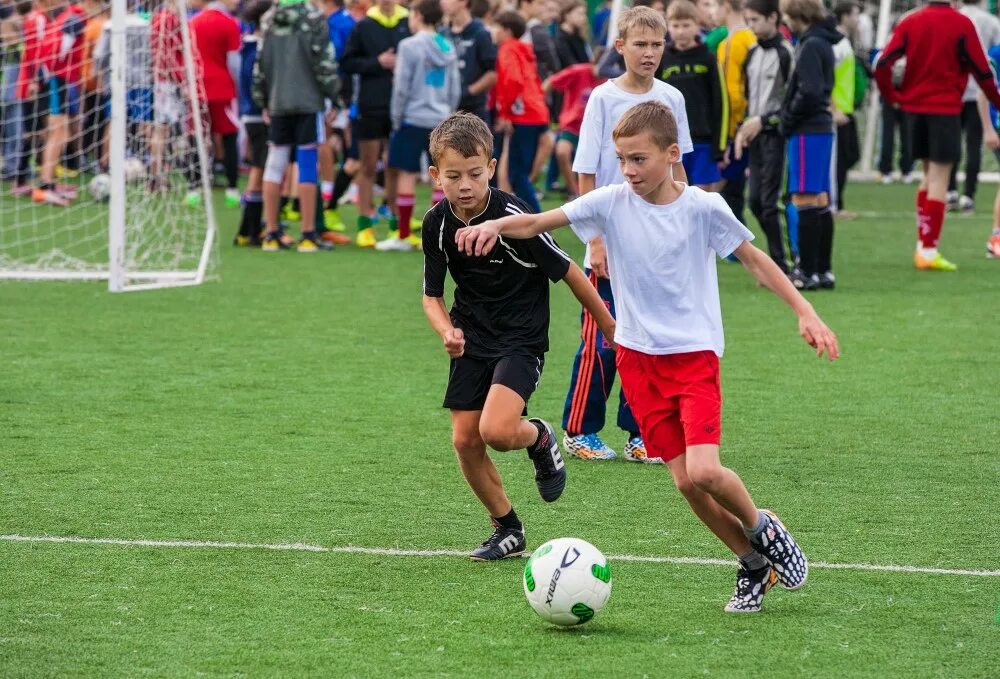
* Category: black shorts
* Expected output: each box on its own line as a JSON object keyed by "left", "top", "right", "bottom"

{"left": 443, "top": 353, "right": 545, "bottom": 411}
{"left": 269, "top": 112, "right": 324, "bottom": 146}
{"left": 906, "top": 112, "right": 961, "bottom": 164}
{"left": 353, "top": 114, "right": 392, "bottom": 141}
{"left": 245, "top": 121, "right": 268, "bottom": 168}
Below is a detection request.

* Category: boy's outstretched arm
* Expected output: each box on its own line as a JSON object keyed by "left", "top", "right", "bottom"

{"left": 422, "top": 295, "right": 466, "bottom": 358}
{"left": 563, "top": 263, "right": 615, "bottom": 344}
{"left": 455, "top": 208, "right": 570, "bottom": 257}
{"left": 732, "top": 241, "right": 840, "bottom": 361}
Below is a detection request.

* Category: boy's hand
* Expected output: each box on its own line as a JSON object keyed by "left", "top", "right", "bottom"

{"left": 377, "top": 48, "right": 396, "bottom": 71}
{"left": 986, "top": 128, "right": 1000, "bottom": 151}
{"left": 590, "top": 237, "right": 609, "bottom": 278}
{"left": 734, "top": 116, "right": 762, "bottom": 160}
{"left": 494, "top": 118, "right": 513, "bottom": 135}
{"left": 443, "top": 328, "right": 465, "bottom": 357}
{"left": 455, "top": 222, "right": 500, "bottom": 257}
{"left": 798, "top": 310, "right": 839, "bottom": 361}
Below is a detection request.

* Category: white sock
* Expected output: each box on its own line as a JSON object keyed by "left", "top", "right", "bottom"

{"left": 919, "top": 246, "right": 938, "bottom": 259}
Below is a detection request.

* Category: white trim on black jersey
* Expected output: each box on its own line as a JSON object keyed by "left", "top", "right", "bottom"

{"left": 503, "top": 198, "right": 572, "bottom": 263}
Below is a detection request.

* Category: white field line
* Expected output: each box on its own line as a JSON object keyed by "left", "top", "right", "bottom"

{"left": 2, "top": 534, "right": 998, "bottom": 578}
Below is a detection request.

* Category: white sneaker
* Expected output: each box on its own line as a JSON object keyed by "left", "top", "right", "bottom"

{"left": 958, "top": 195, "right": 975, "bottom": 213}
{"left": 902, "top": 172, "right": 917, "bottom": 185}
{"left": 879, "top": 174, "right": 894, "bottom": 185}
{"left": 946, "top": 191, "right": 960, "bottom": 211}
{"left": 374, "top": 236, "right": 415, "bottom": 251}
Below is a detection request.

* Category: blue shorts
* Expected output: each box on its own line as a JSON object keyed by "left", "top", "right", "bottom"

{"left": 127, "top": 88, "right": 154, "bottom": 123}
{"left": 48, "top": 78, "right": 80, "bottom": 116}
{"left": 388, "top": 124, "right": 432, "bottom": 173}
{"left": 682, "top": 142, "right": 722, "bottom": 185}
{"left": 719, "top": 141, "right": 748, "bottom": 181}
{"left": 787, "top": 132, "right": 834, "bottom": 195}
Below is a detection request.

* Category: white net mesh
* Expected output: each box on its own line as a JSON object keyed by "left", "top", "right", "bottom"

{"left": 0, "top": 0, "right": 215, "bottom": 289}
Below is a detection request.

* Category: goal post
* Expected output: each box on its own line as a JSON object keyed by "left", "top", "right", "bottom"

{"left": 0, "top": 0, "right": 216, "bottom": 292}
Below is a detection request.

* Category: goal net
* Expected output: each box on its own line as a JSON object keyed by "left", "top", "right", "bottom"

{"left": 0, "top": 0, "right": 216, "bottom": 292}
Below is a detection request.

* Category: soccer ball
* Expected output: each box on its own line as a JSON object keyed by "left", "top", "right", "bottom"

{"left": 88, "top": 173, "right": 111, "bottom": 202}
{"left": 523, "top": 537, "right": 612, "bottom": 626}
{"left": 124, "top": 158, "right": 146, "bottom": 182}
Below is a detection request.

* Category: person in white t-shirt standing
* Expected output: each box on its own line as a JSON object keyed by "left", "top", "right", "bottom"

{"left": 455, "top": 101, "right": 839, "bottom": 614}
{"left": 560, "top": 6, "right": 694, "bottom": 464}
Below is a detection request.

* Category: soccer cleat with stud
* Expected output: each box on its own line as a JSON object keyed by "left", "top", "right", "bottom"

{"left": 356, "top": 227, "right": 377, "bottom": 248}
{"left": 788, "top": 268, "right": 819, "bottom": 290}
{"left": 32, "top": 188, "right": 70, "bottom": 207}
{"left": 262, "top": 231, "right": 291, "bottom": 251}
{"left": 958, "top": 195, "right": 975, "bottom": 214}
{"left": 469, "top": 519, "right": 526, "bottom": 561}
{"left": 324, "top": 209, "right": 347, "bottom": 232}
{"left": 562, "top": 433, "right": 616, "bottom": 461}
{"left": 914, "top": 251, "right": 957, "bottom": 271}
{"left": 724, "top": 563, "right": 778, "bottom": 613}
{"left": 623, "top": 435, "right": 663, "bottom": 464}
{"left": 750, "top": 510, "right": 808, "bottom": 590}
{"left": 987, "top": 232, "right": 1000, "bottom": 259}
{"left": 818, "top": 272, "right": 836, "bottom": 290}
{"left": 527, "top": 418, "right": 566, "bottom": 502}
{"left": 321, "top": 230, "right": 352, "bottom": 246}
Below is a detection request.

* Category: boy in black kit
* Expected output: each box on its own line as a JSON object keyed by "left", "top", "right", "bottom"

{"left": 735, "top": 0, "right": 795, "bottom": 271}
{"left": 422, "top": 113, "right": 616, "bottom": 561}
{"left": 661, "top": 0, "right": 727, "bottom": 189}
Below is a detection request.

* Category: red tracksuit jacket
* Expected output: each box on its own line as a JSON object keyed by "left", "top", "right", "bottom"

{"left": 495, "top": 38, "right": 549, "bottom": 125}
{"left": 875, "top": 2, "right": 1000, "bottom": 115}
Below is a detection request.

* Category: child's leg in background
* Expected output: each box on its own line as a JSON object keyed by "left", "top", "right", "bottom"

{"left": 508, "top": 124, "right": 544, "bottom": 212}
{"left": 555, "top": 132, "right": 578, "bottom": 196}
{"left": 747, "top": 134, "right": 788, "bottom": 272}
{"left": 562, "top": 270, "right": 615, "bottom": 438}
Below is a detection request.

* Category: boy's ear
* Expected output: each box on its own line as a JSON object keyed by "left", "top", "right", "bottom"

{"left": 614, "top": 37, "right": 625, "bottom": 54}
{"left": 487, "top": 157, "right": 498, "bottom": 180}
{"left": 428, "top": 165, "right": 440, "bottom": 185}
{"left": 668, "top": 143, "right": 682, "bottom": 163}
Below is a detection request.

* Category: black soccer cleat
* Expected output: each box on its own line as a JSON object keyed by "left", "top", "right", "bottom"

{"left": 788, "top": 268, "right": 819, "bottom": 291}
{"left": 469, "top": 519, "right": 526, "bottom": 561}
{"left": 724, "top": 562, "right": 778, "bottom": 613}
{"left": 817, "top": 271, "right": 836, "bottom": 290}
{"left": 526, "top": 418, "right": 566, "bottom": 503}
{"left": 749, "top": 510, "right": 809, "bottom": 590}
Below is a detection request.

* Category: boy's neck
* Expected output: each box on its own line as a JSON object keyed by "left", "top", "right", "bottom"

{"left": 639, "top": 175, "right": 685, "bottom": 206}
{"left": 758, "top": 27, "right": 777, "bottom": 40}
{"left": 452, "top": 193, "right": 490, "bottom": 223}
{"left": 616, "top": 71, "right": 655, "bottom": 94}
{"left": 448, "top": 8, "right": 471, "bottom": 30}
{"left": 417, "top": 25, "right": 435, "bottom": 34}
{"left": 672, "top": 39, "right": 697, "bottom": 51}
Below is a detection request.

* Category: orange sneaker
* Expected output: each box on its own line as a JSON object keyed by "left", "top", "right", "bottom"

{"left": 32, "top": 188, "right": 70, "bottom": 207}
{"left": 987, "top": 232, "right": 1000, "bottom": 259}
{"left": 321, "top": 230, "right": 352, "bottom": 246}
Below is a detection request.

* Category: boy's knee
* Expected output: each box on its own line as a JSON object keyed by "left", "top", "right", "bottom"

{"left": 479, "top": 422, "right": 517, "bottom": 452}
{"left": 688, "top": 461, "right": 723, "bottom": 492}
{"left": 452, "top": 431, "right": 485, "bottom": 457}
{"left": 673, "top": 473, "right": 698, "bottom": 498}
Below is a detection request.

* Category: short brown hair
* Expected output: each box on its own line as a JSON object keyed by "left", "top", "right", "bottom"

{"left": 780, "top": 0, "right": 826, "bottom": 23}
{"left": 494, "top": 9, "right": 527, "bottom": 39}
{"left": 612, "top": 101, "right": 678, "bottom": 150}
{"left": 667, "top": 0, "right": 699, "bottom": 23}
{"left": 617, "top": 6, "right": 666, "bottom": 41}
{"left": 413, "top": 0, "right": 443, "bottom": 25}
{"left": 430, "top": 113, "right": 494, "bottom": 165}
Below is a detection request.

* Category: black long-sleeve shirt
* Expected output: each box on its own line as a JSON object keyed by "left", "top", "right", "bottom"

{"left": 658, "top": 42, "right": 727, "bottom": 156}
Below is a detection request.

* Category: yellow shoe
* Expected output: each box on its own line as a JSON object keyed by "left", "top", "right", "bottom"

{"left": 356, "top": 227, "right": 376, "bottom": 248}
{"left": 55, "top": 164, "right": 80, "bottom": 179}
{"left": 914, "top": 251, "right": 958, "bottom": 271}
{"left": 410, "top": 217, "right": 423, "bottom": 232}
{"left": 405, "top": 234, "right": 422, "bottom": 247}
{"left": 281, "top": 204, "right": 301, "bottom": 222}
{"left": 324, "top": 209, "right": 346, "bottom": 232}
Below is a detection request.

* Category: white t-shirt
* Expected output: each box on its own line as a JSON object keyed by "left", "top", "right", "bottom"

{"left": 572, "top": 78, "right": 694, "bottom": 267}
{"left": 562, "top": 184, "right": 754, "bottom": 357}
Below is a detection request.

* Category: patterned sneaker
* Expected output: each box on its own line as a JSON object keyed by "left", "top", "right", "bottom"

{"left": 986, "top": 232, "right": 1000, "bottom": 259}
{"left": 914, "top": 251, "right": 957, "bottom": 271}
{"left": 469, "top": 519, "right": 526, "bottom": 561}
{"left": 526, "top": 419, "right": 566, "bottom": 503}
{"left": 623, "top": 435, "right": 663, "bottom": 464}
{"left": 562, "top": 433, "right": 616, "bottom": 461}
{"left": 724, "top": 563, "right": 777, "bottom": 613}
{"left": 749, "top": 510, "right": 808, "bottom": 590}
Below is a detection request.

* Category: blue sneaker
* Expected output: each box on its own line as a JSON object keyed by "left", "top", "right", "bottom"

{"left": 562, "top": 433, "right": 616, "bottom": 461}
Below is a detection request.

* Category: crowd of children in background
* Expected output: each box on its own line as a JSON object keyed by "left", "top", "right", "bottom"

{"left": 1, "top": 0, "right": 999, "bottom": 263}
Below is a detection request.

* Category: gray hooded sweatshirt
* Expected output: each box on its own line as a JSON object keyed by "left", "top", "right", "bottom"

{"left": 390, "top": 31, "right": 461, "bottom": 130}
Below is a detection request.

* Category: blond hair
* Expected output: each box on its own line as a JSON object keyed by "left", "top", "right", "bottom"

{"left": 667, "top": 0, "right": 700, "bottom": 23}
{"left": 612, "top": 101, "right": 678, "bottom": 150}
{"left": 617, "top": 6, "right": 667, "bottom": 41}
{"left": 430, "top": 113, "right": 494, "bottom": 165}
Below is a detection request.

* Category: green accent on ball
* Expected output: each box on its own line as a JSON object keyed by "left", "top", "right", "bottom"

{"left": 524, "top": 563, "right": 536, "bottom": 592}
{"left": 529, "top": 544, "right": 553, "bottom": 563}
{"left": 592, "top": 561, "right": 611, "bottom": 583}
{"left": 571, "top": 602, "right": 595, "bottom": 623}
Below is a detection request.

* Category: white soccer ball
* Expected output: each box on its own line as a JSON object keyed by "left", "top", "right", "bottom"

{"left": 523, "top": 537, "right": 612, "bottom": 626}
{"left": 88, "top": 173, "right": 111, "bottom": 202}
{"left": 124, "top": 158, "right": 146, "bottom": 182}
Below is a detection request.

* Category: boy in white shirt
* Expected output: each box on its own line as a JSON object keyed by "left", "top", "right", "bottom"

{"left": 455, "top": 101, "right": 840, "bottom": 614}
{"left": 561, "top": 6, "right": 694, "bottom": 464}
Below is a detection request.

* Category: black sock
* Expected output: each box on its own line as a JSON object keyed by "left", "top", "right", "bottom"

{"left": 796, "top": 207, "right": 822, "bottom": 276}
{"left": 292, "top": 197, "right": 300, "bottom": 213}
{"left": 238, "top": 192, "right": 263, "bottom": 238}
{"left": 375, "top": 168, "right": 385, "bottom": 189}
{"left": 222, "top": 133, "right": 238, "bottom": 189}
{"left": 817, "top": 209, "right": 835, "bottom": 274}
{"left": 495, "top": 508, "right": 522, "bottom": 530}
{"left": 329, "top": 167, "right": 353, "bottom": 209}
{"left": 314, "top": 188, "right": 327, "bottom": 234}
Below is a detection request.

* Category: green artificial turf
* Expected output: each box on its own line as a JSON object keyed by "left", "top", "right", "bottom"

{"left": 1, "top": 181, "right": 998, "bottom": 677}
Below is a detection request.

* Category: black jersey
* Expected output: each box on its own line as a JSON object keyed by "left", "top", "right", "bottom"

{"left": 422, "top": 189, "right": 572, "bottom": 359}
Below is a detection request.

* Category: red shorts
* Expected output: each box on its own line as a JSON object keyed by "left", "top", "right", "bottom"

{"left": 616, "top": 347, "right": 722, "bottom": 462}
{"left": 206, "top": 99, "right": 239, "bottom": 136}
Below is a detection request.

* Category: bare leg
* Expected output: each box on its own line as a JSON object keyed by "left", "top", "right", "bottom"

{"left": 357, "top": 139, "right": 381, "bottom": 221}
{"left": 41, "top": 114, "right": 67, "bottom": 184}
{"left": 555, "top": 139, "right": 577, "bottom": 196}
{"left": 684, "top": 444, "right": 760, "bottom": 528}
{"left": 530, "top": 130, "right": 554, "bottom": 184}
{"left": 479, "top": 384, "right": 540, "bottom": 452}
{"left": 667, "top": 452, "right": 753, "bottom": 555}
{"left": 263, "top": 179, "right": 282, "bottom": 234}
{"left": 451, "top": 409, "right": 512, "bottom": 517}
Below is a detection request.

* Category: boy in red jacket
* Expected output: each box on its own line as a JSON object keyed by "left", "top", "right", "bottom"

{"left": 875, "top": 0, "right": 1000, "bottom": 271}
{"left": 494, "top": 10, "right": 549, "bottom": 212}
